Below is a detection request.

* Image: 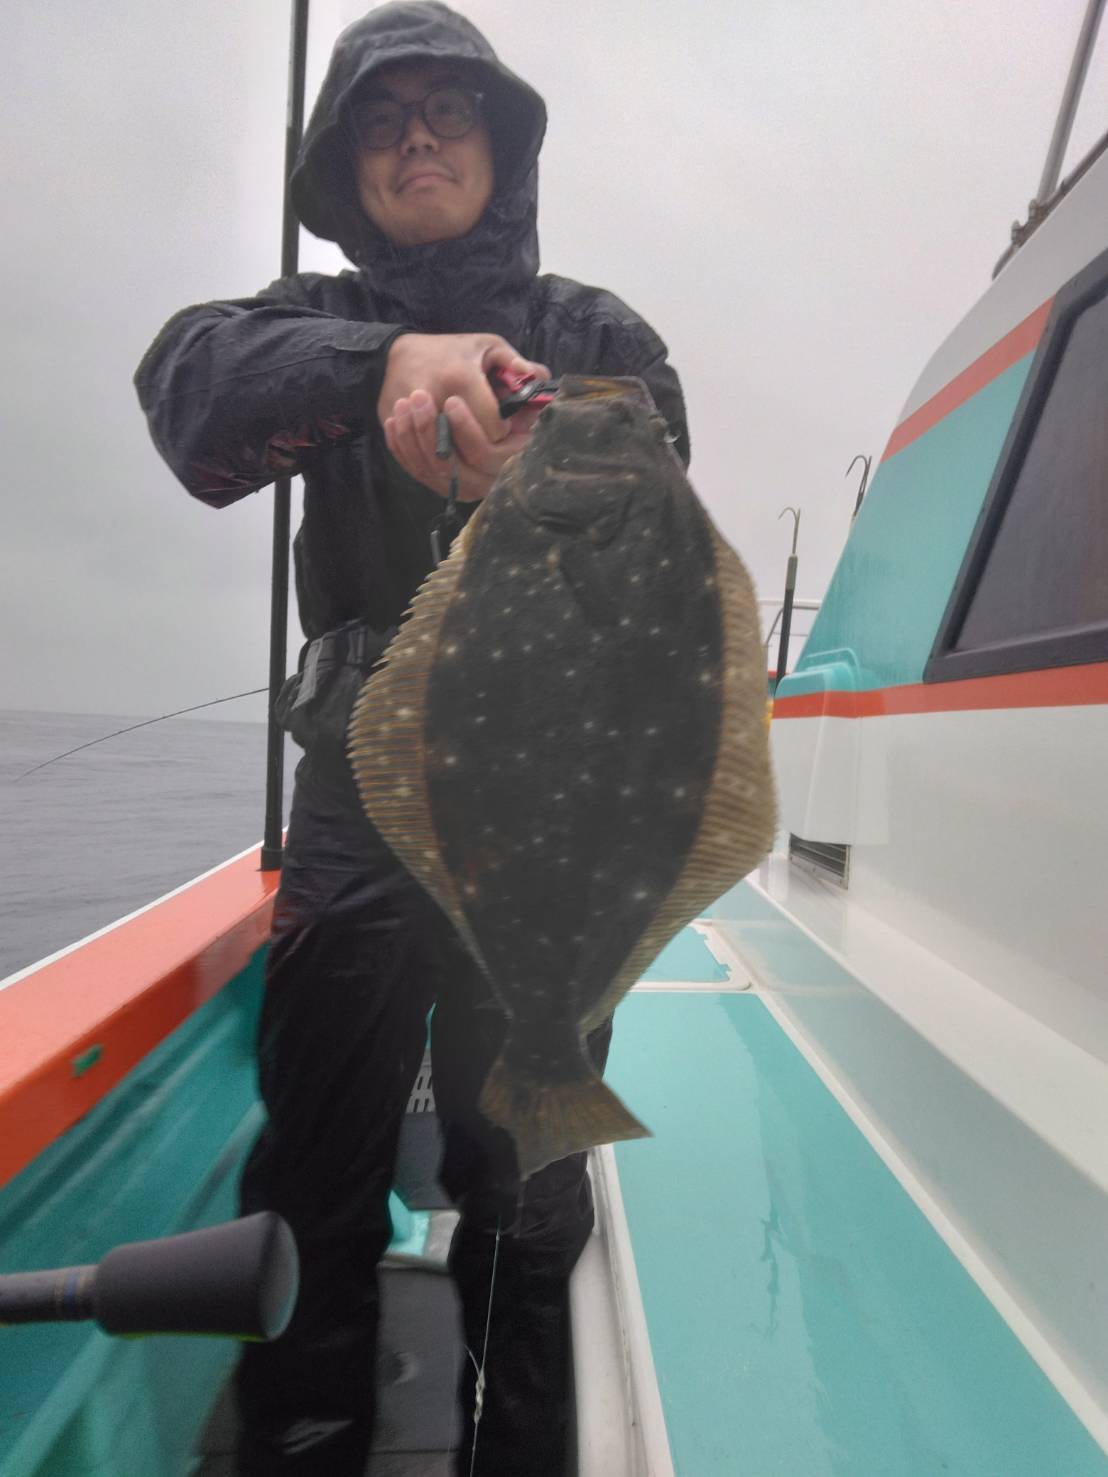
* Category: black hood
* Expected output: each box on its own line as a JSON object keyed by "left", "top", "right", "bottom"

{"left": 290, "top": 2, "right": 547, "bottom": 332}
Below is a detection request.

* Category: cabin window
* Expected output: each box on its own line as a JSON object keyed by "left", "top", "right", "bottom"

{"left": 926, "top": 246, "right": 1108, "bottom": 682}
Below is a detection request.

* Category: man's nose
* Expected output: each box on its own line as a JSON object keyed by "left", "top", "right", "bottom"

{"left": 400, "top": 110, "right": 438, "bottom": 152}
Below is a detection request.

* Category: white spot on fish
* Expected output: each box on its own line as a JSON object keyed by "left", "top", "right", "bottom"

{"left": 649, "top": 626, "right": 662, "bottom": 636}
{"left": 619, "top": 616, "right": 631, "bottom": 627}
{"left": 491, "top": 649, "right": 504, "bottom": 660}
{"left": 660, "top": 557, "right": 672, "bottom": 569}
{"left": 474, "top": 714, "right": 487, "bottom": 725}
{"left": 444, "top": 643, "right": 459, "bottom": 656}
{"left": 619, "top": 785, "right": 635, "bottom": 798}
{"left": 629, "top": 573, "right": 642, "bottom": 584}
{"left": 699, "top": 670, "right": 714, "bottom": 684}
{"left": 397, "top": 706, "right": 414, "bottom": 719}
{"left": 632, "top": 888, "right": 650, "bottom": 901}
{"left": 645, "top": 726, "right": 659, "bottom": 737}
{"left": 583, "top": 720, "right": 594, "bottom": 731}
{"left": 444, "top": 754, "right": 458, "bottom": 767}
{"left": 674, "top": 786, "right": 687, "bottom": 799}
{"left": 565, "top": 668, "right": 577, "bottom": 678}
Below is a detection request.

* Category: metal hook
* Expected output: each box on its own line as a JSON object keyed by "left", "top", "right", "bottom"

{"left": 846, "top": 454, "right": 871, "bottom": 519}
{"left": 778, "top": 505, "right": 801, "bottom": 556}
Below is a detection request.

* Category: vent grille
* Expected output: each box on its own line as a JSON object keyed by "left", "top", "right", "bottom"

{"left": 788, "top": 835, "right": 851, "bottom": 886}
{"left": 405, "top": 1053, "right": 436, "bottom": 1114}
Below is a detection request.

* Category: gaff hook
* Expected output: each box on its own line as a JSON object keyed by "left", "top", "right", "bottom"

{"left": 778, "top": 505, "right": 801, "bottom": 556}
{"left": 846, "top": 454, "right": 871, "bottom": 520}
{"left": 773, "top": 507, "right": 802, "bottom": 695}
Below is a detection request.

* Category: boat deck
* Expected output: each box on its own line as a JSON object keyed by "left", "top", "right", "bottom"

{"left": 605, "top": 922, "right": 1108, "bottom": 1475}
{"left": 189, "top": 922, "right": 1108, "bottom": 1477}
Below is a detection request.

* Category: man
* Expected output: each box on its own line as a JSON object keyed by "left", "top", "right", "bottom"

{"left": 136, "top": 4, "right": 688, "bottom": 1473}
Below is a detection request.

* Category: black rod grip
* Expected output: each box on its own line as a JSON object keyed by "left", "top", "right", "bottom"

{"left": 0, "top": 1214, "right": 298, "bottom": 1341}
{"left": 94, "top": 1212, "right": 298, "bottom": 1340}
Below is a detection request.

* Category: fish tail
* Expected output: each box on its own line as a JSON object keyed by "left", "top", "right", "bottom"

{"left": 479, "top": 1050, "right": 650, "bottom": 1180}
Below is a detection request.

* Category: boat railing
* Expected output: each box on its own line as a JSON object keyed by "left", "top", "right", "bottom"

{"left": 760, "top": 597, "right": 820, "bottom": 677}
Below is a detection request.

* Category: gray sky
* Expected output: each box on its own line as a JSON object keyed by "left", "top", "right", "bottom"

{"left": 3, "top": 0, "right": 1104, "bottom": 723}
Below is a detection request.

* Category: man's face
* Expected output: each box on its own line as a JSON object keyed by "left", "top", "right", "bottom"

{"left": 353, "top": 63, "right": 495, "bottom": 246}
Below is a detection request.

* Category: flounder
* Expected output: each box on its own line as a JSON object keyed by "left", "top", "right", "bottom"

{"left": 348, "top": 377, "right": 776, "bottom": 1177}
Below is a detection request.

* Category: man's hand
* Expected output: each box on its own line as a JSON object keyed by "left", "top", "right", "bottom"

{"left": 378, "top": 333, "right": 550, "bottom": 502}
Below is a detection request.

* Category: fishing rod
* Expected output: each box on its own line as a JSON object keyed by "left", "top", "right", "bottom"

{"left": 260, "top": 0, "right": 311, "bottom": 871}
{"left": 0, "top": 1212, "right": 297, "bottom": 1341}
{"left": 12, "top": 689, "right": 268, "bottom": 781}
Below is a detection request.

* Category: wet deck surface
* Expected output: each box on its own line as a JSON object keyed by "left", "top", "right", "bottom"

{"left": 607, "top": 986, "right": 1108, "bottom": 1477}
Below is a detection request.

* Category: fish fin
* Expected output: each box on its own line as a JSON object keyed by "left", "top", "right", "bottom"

{"left": 347, "top": 516, "right": 491, "bottom": 974}
{"left": 479, "top": 1053, "right": 650, "bottom": 1180}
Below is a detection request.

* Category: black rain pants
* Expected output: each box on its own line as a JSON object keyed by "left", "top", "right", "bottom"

{"left": 235, "top": 744, "right": 611, "bottom": 1476}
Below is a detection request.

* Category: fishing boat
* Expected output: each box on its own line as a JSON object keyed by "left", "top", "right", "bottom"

{"left": 3, "top": 2, "right": 1108, "bottom": 1473}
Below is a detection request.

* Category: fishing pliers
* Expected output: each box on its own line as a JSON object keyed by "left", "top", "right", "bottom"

{"left": 429, "top": 371, "right": 562, "bottom": 564}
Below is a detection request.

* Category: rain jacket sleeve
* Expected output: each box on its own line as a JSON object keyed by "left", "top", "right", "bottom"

{"left": 134, "top": 273, "right": 411, "bottom": 509}
{"left": 635, "top": 345, "right": 689, "bottom": 470}
{"left": 545, "top": 281, "right": 690, "bottom": 471}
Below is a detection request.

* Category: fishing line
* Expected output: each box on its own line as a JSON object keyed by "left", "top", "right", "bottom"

{"left": 12, "top": 689, "right": 269, "bottom": 781}
{"left": 467, "top": 1214, "right": 503, "bottom": 1477}
{"left": 466, "top": 1171, "right": 527, "bottom": 1477}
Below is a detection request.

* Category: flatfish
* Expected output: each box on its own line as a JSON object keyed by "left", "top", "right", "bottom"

{"left": 348, "top": 377, "right": 775, "bottom": 1177}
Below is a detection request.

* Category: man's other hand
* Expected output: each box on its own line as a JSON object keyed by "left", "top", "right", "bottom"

{"left": 379, "top": 333, "right": 550, "bottom": 501}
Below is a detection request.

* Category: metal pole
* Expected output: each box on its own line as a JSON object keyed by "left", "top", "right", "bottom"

{"left": 774, "top": 507, "right": 801, "bottom": 695}
{"left": 1034, "top": 0, "right": 1105, "bottom": 205}
{"left": 261, "top": 0, "right": 310, "bottom": 872}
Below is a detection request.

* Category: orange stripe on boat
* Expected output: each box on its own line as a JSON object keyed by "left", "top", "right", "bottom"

{"left": 883, "top": 298, "right": 1054, "bottom": 460}
{"left": 773, "top": 661, "right": 1108, "bottom": 720}
{"left": 0, "top": 847, "right": 278, "bottom": 1190}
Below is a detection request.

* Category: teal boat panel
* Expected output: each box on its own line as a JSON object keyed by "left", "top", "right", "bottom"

{"left": 0, "top": 955, "right": 265, "bottom": 1477}
{"left": 780, "top": 356, "right": 1035, "bottom": 697}
{"left": 608, "top": 990, "right": 1108, "bottom": 1476}
{"left": 640, "top": 927, "right": 730, "bottom": 983}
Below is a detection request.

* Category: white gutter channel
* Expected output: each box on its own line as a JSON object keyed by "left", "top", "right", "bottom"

{"left": 570, "top": 1144, "right": 674, "bottom": 1477}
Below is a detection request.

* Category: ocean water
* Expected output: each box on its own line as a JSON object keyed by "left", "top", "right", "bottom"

{"left": 0, "top": 709, "right": 297, "bottom": 981}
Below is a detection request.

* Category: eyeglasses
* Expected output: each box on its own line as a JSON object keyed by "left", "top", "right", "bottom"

{"left": 352, "top": 86, "right": 485, "bottom": 152}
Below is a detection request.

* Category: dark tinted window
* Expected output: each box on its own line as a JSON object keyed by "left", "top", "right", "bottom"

{"left": 954, "top": 288, "right": 1108, "bottom": 651}
{"left": 927, "top": 253, "right": 1108, "bottom": 683}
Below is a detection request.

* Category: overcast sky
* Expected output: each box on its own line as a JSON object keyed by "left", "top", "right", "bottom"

{"left": 3, "top": 0, "right": 1105, "bottom": 724}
